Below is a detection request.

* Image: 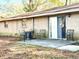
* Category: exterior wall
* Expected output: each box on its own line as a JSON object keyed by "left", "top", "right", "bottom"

{"left": 66, "top": 13, "right": 79, "bottom": 40}
{"left": 0, "top": 18, "right": 33, "bottom": 36}
{"left": 0, "top": 18, "right": 34, "bottom": 36}
{"left": 7, "top": 21, "right": 17, "bottom": 33}
{"left": 0, "top": 17, "right": 48, "bottom": 37}
{"left": 0, "top": 21, "right": 17, "bottom": 33}
{"left": 23, "top": 18, "right": 33, "bottom": 32}
{"left": 34, "top": 16, "right": 48, "bottom": 38}
{"left": 16, "top": 20, "right": 23, "bottom": 33}
{"left": 0, "top": 21, "right": 19, "bottom": 36}
{"left": 0, "top": 22, "right": 6, "bottom": 32}
{"left": 34, "top": 17, "right": 48, "bottom": 32}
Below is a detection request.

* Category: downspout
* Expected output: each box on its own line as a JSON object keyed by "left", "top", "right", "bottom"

{"left": 33, "top": 17, "right": 34, "bottom": 32}
{"left": 48, "top": 16, "right": 49, "bottom": 39}
{"left": 33, "top": 17, "right": 35, "bottom": 38}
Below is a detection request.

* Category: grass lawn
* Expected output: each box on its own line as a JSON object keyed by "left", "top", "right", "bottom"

{"left": 0, "top": 38, "right": 79, "bottom": 59}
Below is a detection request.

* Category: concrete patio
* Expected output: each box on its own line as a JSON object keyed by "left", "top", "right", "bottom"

{"left": 18, "top": 39, "right": 76, "bottom": 48}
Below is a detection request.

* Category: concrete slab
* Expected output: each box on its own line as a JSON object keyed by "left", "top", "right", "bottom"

{"left": 58, "top": 45, "right": 79, "bottom": 52}
{"left": 17, "top": 39, "right": 75, "bottom": 48}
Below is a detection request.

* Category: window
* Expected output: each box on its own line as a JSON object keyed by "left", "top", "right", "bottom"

{"left": 4, "top": 22, "right": 8, "bottom": 28}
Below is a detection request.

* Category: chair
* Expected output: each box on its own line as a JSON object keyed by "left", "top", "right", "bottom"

{"left": 66, "top": 29, "right": 74, "bottom": 41}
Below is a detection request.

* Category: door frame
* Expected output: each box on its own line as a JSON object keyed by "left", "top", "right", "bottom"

{"left": 48, "top": 16, "right": 66, "bottom": 39}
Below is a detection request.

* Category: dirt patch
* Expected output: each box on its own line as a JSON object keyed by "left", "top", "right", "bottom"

{"left": 0, "top": 37, "right": 79, "bottom": 59}
{"left": 5, "top": 44, "right": 79, "bottom": 59}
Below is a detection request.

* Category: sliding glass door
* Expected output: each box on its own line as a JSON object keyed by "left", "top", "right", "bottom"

{"left": 49, "top": 17, "right": 58, "bottom": 39}
{"left": 49, "top": 16, "right": 66, "bottom": 39}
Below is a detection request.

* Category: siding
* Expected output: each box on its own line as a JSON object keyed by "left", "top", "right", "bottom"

{"left": 34, "top": 17, "right": 48, "bottom": 32}
{"left": 23, "top": 18, "right": 33, "bottom": 32}
{"left": 0, "top": 16, "right": 48, "bottom": 37}
{"left": 0, "top": 21, "right": 19, "bottom": 36}
{"left": 16, "top": 20, "right": 23, "bottom": 33}
{"left": 0, "top": 22, "right": 5, "bottom": 32}
{"left": 0, "top": 21, "right": 17, "bottom": 33}
{"left": 0, "top": 18, "right": 33, "bottom": 36}
{"left": 66, "top": 13, "right": 79, "bottom": 40}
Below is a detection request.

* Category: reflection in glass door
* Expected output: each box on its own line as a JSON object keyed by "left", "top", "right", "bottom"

{"left": 57, "top": 16, "right": 66, "bottom": 38}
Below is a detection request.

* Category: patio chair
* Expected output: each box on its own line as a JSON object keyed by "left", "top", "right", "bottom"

{"left": 66, "top": 29, "right": 74, "bottom": 41}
